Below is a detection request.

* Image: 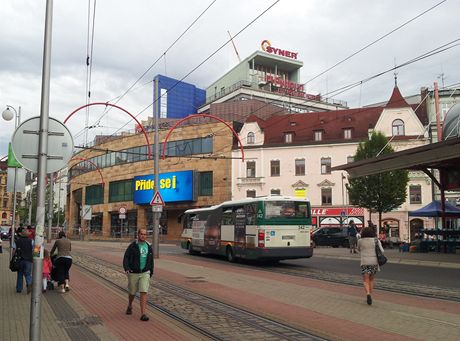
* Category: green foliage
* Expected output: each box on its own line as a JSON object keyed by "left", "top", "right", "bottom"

{"left": 346, "top": 132, "right": 409, "bottom": 215}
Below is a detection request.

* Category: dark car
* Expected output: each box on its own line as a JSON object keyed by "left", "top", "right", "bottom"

{"left": 0, "top": 226, "right": 11, "bottom": 240}
{"left": 312, "top": 227, "right": 349, "bottom": 248}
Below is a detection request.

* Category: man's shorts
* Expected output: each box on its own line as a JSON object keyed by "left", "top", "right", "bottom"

{"left": 128, "top": 272, "right": 150, "bottom": 295}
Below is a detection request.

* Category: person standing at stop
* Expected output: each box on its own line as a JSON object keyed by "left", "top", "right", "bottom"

{"left": 123, "top": 228, "right": 154, "bottom": 321}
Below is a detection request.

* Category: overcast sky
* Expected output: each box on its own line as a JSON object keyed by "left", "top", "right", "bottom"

{"left": 1, "top": 0, "right": 459, "bottom": 159}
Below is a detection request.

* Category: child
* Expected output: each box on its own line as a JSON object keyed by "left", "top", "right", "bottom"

{"left": 42, "top": 249, "right": 53, "bottom": 293}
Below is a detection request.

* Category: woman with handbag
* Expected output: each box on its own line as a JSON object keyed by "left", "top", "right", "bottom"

{"left": 50, "top": 231, "right": 72, "bottom": 293}
{"left": 357, "top": 226, "right": 385, "bottom": 305}
{"left": 13, "top": 227, "right": 33, "bottom": 294}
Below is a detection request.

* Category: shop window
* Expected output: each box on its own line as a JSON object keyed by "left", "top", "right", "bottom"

{"left": 271, "top": 160, "right": 280, "bottom": 177}
{"left": 321, "top": 157, "right": 331, "bottom": 174}
{"left": 409, "top": 185, "right": 422, "bottom": 204}
{"left": 295, "top": 159, "right": 305, "bottom": 176}
{"left": 85, "top": 184, "right": 104, "bottom": 205}
{"left": 321, "top": 188, "right": 332, "bottom": 205}
{"left": 108, "top": 179, "right": 133, "bottom": 203}
{"left": 199, "top": 171, "right": 213, "bottom": 196}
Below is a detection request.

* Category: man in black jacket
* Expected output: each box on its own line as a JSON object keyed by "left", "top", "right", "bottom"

{"left": 13, "top": 227, "right": 33, "bottom": 293}
{"left": 123, "top": 228, "right": 154, "bottom": 321}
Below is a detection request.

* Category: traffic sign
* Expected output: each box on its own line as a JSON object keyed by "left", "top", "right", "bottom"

{"left": 150, "top": 191, "right": 165, "bottom": 206}
{"left": 119, "top": 206, "right": 127, "bottom": 214}
{"left": 81, "top": 205, "right": 92, "bottom": 220}
{"left": 11, "top": 116, "right": 74, "bottom": 173}
{"left": 151, "top": 205, "right": 163, "bottom": 212}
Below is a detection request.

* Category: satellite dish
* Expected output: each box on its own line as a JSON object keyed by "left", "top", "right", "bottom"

{"left": 443, "top": 103, "right": 460, "bottom": 140}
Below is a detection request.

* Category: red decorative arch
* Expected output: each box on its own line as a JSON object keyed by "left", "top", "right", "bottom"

{"left": 161, "top": 114, "right": 244, "bottom": 161}
{"left": 70, "top": 157, "right": 105, "bottom": 185}
{"left": 64, "top": 102, "right": 151, "bottom": 159}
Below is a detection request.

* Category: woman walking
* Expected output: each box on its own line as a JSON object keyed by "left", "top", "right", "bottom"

{"left": 357, "top": 227, "right": 384, "bottom": 305}
{"left": 50, "top": 231, "right": 72, "bottom": 293}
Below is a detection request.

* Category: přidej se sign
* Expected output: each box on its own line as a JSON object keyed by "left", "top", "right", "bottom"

{"left": 133, "top": 170, "right": 193, "bottom": 204}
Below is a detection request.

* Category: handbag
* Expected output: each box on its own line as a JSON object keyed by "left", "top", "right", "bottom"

{"left": 375, "top": 238, "right": 387, "bottom": 266}
{"left": 9, "top": 253, "right": 22, "bottom": 272}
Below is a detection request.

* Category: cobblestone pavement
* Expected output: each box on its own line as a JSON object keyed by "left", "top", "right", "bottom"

{"left": 72, "top": 241, "right": 460, "bottom": 341}
{"left": 74, "top": 253, "right": 326, "bottom": 341}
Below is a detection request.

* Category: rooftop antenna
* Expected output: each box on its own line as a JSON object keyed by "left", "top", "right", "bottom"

{"left": 393, "top": 57, "right": 398, "bottom": 87}
{"left": 227, "top": 30, "right": 241, "bottom": 63}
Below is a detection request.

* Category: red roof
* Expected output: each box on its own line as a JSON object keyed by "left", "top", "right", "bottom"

{"left": 259, "top": 107, "right": 383, "bottom": 146}
{"left": 385, "top": 86, "right": 410, "bottom": 108}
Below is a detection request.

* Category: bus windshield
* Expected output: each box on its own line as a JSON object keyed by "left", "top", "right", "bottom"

{"left": 264, "top": 201, "right": 309, "bottom": 219}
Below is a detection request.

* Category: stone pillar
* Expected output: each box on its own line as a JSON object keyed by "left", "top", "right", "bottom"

{"left": 137, "top": 206, "right": 146, "bottom": 232}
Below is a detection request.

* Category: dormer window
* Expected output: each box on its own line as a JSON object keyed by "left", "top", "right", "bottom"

{"left": 314, "top": 130, "right": 323, "bottom": 141}
{"left": 343, "top": 128, "right": 352, "bottom": 139}
{"left": 247, "top": 132, "right": 255, "bottom": 144}
{"left": 392, "top": 119, "right": 405, "bottom": 136}
{"left": 284, "top": 133, "right": 293, "bottom": 143}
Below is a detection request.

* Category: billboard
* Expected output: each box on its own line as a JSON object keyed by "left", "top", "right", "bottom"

{"left": 133, "top": 170, "right": 194, "bottom": 204}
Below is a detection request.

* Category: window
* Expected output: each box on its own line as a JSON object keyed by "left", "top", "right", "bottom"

{"left": 321, "top": 157, "right": 331, "bottom": 174}
{"left": 343, "top": 128, "right": 352, "bottom": 139}
{"left": 284, "top": 133, "right": 293, "bottom": 143}
{"left": 295, "top": 159, "right": 305, "bottom": 176}
{"left": 409, "top": 185, "right": 422, "bottom": 204}
{"left": 270, "top": 160, "right": 280, "bottom": 177}
{"left": 321, "top": 188, "right": 332, "bottom": 205}
{"left": 347, "top": 156, "right": 354, "bottom": 163}
{"left": 314, "top": 130, "right": 323, "bottom": 141}
{"left": 392, "top": 119, "right": 405, "bottom": 136}
{"left": 246, "top": 190, "right": 256, "bottom": 198}
{"left": 85, "top": 184, "right": 104, "bottom": 205}
{"left": 199, "top": 171, "right": 213, "bottom": 196}
{"left": 271, "top": 189, "right": 281, "bottom": 196}
{"left": 109, "top": 179, "right": 133, "bottom": 203}
{"left": 246, "top": 161, "right": 256, "bottom": 178}
{"left": 247, "top": 132, "right": 255, "bottom": 144}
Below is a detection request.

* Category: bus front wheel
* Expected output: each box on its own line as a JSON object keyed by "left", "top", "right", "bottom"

{"left": 226, "top": 246, "right": 235, "bottom": 262}
{"left": 188, "top": 242, "right": 199, "bottom": 255}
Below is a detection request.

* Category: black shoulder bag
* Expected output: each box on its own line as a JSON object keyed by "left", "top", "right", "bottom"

{"left": 375, "top": 238, "right": 387, "bottom": 266}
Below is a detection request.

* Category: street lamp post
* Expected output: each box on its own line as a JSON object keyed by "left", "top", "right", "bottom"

{"left": 2, "top": 105, "right": 21, "bottom": 258}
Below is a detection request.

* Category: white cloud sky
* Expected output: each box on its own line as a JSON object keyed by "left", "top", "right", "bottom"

{"left": 1, "top": 0, "right": 459, "bottom": 157}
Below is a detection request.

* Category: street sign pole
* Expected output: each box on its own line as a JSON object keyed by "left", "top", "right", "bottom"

{"left": 152, "top": 77, "right": 160, "bottom": 259}
{"left": 31, "top": 1, "right": 53, "bottom": 339}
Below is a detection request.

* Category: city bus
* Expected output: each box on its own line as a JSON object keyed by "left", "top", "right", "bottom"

{"left": 180, "top": 196, "right": 313, "bottom": 262}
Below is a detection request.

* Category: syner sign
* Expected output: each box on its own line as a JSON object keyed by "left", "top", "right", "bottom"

{"left": 261, "top": 40, "right": 298, "bottom": 60}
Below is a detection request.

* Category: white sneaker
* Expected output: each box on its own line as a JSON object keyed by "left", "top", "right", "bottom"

{"left": 59, "top": 288, "right": 66, "bottom": 293}
{"left": 65, "top": 285, "right": 70, "bottom": 292}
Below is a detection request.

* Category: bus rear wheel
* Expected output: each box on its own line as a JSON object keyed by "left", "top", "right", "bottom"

{"left": 226, "top": 246, "right": 235, "bottom": 262}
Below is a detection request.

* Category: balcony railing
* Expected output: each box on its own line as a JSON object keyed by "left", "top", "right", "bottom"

{"left": 236, "top": 176, "right": 265, "bottom": 187}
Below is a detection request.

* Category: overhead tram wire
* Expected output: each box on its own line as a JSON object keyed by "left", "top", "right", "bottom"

{"left": 105, "top": 0, "right": 281, "bottom": 139}
{"left": 203, "top": 38, "right": 460, "bottom": 157}
{"left": 199, "top": 0, "right": 448, "bottom": 124}
{"left": 74, "top": 37, "right": 460, "bottom": 163}
{"left": 84, "top": 0, "right": 97, "bottom": 145}
{"left": 87, "top": 0, "right": 219, "bottom": 129}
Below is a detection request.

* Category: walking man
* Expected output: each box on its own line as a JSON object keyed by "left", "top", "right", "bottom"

{"left": 13, "top": 227, "right": 33, "bottom": 293}
{"left": 347, "top": 220, "right": 358, "bottom": 254}
{"left": 123, "top": 228, "right": 154, "bottom": 321}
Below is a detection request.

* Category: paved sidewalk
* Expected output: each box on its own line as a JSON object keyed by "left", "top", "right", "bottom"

{"left": 0, "top": 244, "right": 206, "bottom": 341}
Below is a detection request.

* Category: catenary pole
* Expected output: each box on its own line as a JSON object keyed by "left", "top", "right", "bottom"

{"left": 152, "top": 77, "right": 160, "bottom": 259}
{"left": 10, "top": 106, "right": 21, "bottom": 260}
{"left": 30, "top": 0, "right": 53, "bottom": 339}
{"left": 47, "top": 173, "right": 53, "bottom": 242}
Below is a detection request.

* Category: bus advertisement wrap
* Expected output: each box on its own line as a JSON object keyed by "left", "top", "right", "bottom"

{"left": 133, "top": 170, "right": 194, "bottom": 204}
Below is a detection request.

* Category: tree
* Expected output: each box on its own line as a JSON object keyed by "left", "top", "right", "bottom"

{"left": 346, "top": 131, "right": 408, "bottom": 231}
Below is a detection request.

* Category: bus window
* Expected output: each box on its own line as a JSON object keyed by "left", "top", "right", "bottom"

{"left": 245, "top": 203, "right": 256, "bottom": 225}
{"left": 222, "top": 209, "right": 234, "bottom": 225}
{"left": 265, "top": 201, "right": 309, "bottom": 219}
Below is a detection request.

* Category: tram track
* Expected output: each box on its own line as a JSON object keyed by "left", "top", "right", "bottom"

{"left": 74, "top": 252, "right": 327, "bottom": 341}
{"left": 181, "top": 253, "right": 460, "bottom": 302}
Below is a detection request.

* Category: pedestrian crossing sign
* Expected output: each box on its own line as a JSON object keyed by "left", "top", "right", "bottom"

{"left": 150, "top": 191, "right": 165, "bottom": 206}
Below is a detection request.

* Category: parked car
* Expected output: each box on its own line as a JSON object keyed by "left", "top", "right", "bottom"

{"left": 311, "top": 227, "right": 349, "bottom": 248}
{"left": 0, "top": 226, "right": 11, "bottom": 240}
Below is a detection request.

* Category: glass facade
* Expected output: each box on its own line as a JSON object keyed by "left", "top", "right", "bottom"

{"left": 109, "top": 180, "right": 133, "bottom": 203}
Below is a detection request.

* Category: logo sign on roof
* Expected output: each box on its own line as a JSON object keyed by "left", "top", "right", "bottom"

{"left": 261, "top": 40, "right": 298, "bottom": 60}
